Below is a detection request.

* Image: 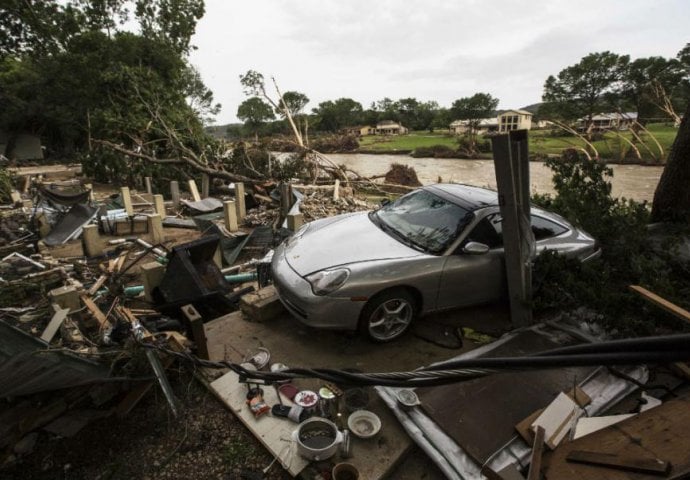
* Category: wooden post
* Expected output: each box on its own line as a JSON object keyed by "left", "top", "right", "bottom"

{"left": 223, "top": 200, "right": 238, "bottom": 232}
{"left": 490, "top": 130, "right": 533, "bottom": 328}
{"left": 144, "top": 176, "right": 153, "bottom": 194}
{"left": 333, "top": 179, "right": 340, "bottom": 201}
{"left": 187, "top": 179, "right": 201, "bottom": 202}
{"left": 84, "top": 183, "right": 95, "bottom": 202}
{"left": 279, "top": 183, "right": 291, "bottom": 218}
{"left": 82, "top": 224, "right": 103, "bottom": 257}
{"left": 235, "top": 182, "right": 246, "bottom": 219}
{"left": 181, "top": 304, "right": 208, "bottom": 360}
{"left": 120, "top": 186, "right": 133, "bottom": 216}
{"left": 153, "top": 194, "right": 166, "bottom": 219}
{"left": 201, "top": 174, "right": 210, "bottom": 198}
{"left": 148, "top": 214, "right": 164, "bottom": 244}
{"left": 287, "top": 213, "right": 304, "bottom": 232}
{"left": 170, "top": 181, "right": 180, "bottom": 207}
{"left": 527, "top": 425, "right": 545, "bottom": 480}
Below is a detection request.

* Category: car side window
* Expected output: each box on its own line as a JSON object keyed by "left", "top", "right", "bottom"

{"left": 464, "top": 214, "right": 503, "bottom": 249}
{"left": 531, "top": 215, "right": 568, "bottom": 240}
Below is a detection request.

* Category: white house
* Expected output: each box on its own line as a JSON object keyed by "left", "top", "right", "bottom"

{"left": 498, "top": 110, "right": 533, "bottom": 133}
{"left": 576, "top": 112, "right": 638, "bottom": 131}
{"left": 449, "top": 118, "right": 498, "bottom": 135}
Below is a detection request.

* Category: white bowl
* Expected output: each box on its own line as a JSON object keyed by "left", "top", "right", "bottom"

{"left": 347, "top": 410, "right": 381, "bottom": 439}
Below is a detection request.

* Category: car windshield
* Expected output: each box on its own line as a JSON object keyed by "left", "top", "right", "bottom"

{"left": 370, "top": 189, "right": 472, "bottom": 255}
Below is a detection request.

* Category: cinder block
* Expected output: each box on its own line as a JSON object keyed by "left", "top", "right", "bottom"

{"left": 140, "top": 262, "right": 166, "bottom": 302}
{"left": 239, "top": 285, "right": 285, "bottom": 322}
{"left": 48, "top": 285, "right": 80, "bottom": 312}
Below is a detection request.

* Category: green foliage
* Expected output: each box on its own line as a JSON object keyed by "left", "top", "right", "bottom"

{"left": 237, "top": 97, "right": 275, "bottom": 135}
{"left": 532, "top": 149, "right": 690, "bottom": 335}
{"left": 311, "top": 98, "right": 364, "bottom": 132}
{"left": 542, "top": 51, "right": 630, "bottom": 122}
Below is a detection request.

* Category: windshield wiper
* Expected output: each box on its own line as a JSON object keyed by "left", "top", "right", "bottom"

{"left": 374, "top": 216, "right": 426, "bottom": 252}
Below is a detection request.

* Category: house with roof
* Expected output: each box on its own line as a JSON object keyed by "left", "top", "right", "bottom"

{"left": 374, "top": 120, "right": 408, "bottom": 135}
{"left": 498, "top": 110, "right": 533, "bottom": 133}
{"left": 449, "top": 118, "right": 499, "bottom": 135}
{"left": 576, "top": 112, "right": 638, "bottom": 132}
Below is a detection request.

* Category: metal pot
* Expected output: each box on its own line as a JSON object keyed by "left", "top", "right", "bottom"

{"left": 292, "top": 417, "right": 344, "bottom": 461}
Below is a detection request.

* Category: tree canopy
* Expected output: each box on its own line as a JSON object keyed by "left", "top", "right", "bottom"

{"left": 541, "top": 51, "right": 630, "bottom": 123}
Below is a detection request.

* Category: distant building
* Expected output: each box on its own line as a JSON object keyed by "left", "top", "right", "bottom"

{"left": 375, "top": 120, "right": 408, "bottom": 135}
{"left": 349, "top": 120, "right": 408, "bottom": 136}
{"left": 449, "top": 118, "right": 499, "bottom": 135}
{"left": 498, "top": 110, "right": 533, "bottom": 132}
{"left": 576, "top": 112, "right": 638, "bottom": 132}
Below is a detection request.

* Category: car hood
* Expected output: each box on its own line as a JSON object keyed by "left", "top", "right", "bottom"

{"left": 283, "top": 211, "right": 422, "bottom": 276}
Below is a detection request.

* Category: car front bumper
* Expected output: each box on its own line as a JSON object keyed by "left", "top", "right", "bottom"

{"left": 271, "top": 243, "right": 364, "bottom": 331}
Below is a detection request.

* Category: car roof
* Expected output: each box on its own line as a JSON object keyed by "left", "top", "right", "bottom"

{"left": 423, "top": 183, "right": 499, "bottom": 211}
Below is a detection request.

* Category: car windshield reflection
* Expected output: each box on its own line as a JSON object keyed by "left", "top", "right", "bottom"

{"left": 370, "top": 190, "right": 471, "bottom": 255}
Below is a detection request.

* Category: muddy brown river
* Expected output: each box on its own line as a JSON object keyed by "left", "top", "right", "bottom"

{"left": 328, "top": 154, "right": 664, "bottom": 202}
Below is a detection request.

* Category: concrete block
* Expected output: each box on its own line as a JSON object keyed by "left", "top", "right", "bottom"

{"left": 140, "top": 261, "right": 166, "bottom": 302}
{"left": 287, "top": 213, "right": 304, "bottom": 232}
{"left": 82, "top": 224, "right": 103, "bottom": 257}
{"left": 239, "top": 285, "right": 285, "bottom": 322}
{"left": 48, "top": 285, "right": 81, "bottom": 312}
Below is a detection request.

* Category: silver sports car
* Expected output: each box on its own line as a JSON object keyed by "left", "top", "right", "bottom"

{"left": 271, "top": 184, "right": 600, "bottom": 342}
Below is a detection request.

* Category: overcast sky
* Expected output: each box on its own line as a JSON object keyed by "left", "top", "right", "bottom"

{"left": 189, "top": 0, "right": 690, "bottom": 125}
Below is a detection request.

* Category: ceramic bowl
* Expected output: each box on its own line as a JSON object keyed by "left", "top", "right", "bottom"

{"left": 347, "top": 410, "right": 381, "bottom": 439}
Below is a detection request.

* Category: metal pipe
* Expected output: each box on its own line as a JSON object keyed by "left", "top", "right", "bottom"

{"left": 225, "top": 272, "right": 257, "bottom": 283}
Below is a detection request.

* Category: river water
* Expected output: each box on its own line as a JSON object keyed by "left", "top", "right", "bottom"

{"left": 327, "top": 153, "right": 664, "bottom": 202}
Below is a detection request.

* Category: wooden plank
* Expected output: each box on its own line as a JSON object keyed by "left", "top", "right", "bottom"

{"left": 574, "top": 414, "right": 635, "bottom": 440}
{"left": 629, "top": 285, "right": 690, "bottom": 324}
{"left": 527, "top": 426, "right": 545, "bottom": 480}
{"left": 87, "top": 274, "right": 108, "bottom": 296}
{"left": 80, "top": 295, "right": 110, "bottom": 329}
{"left": 210, "top": 371, "right": 309, "bottom": 477}
{"left": 566, "top": 450, "right": 671, "bottom": 476}
{"left": 40, "top": 306, "right": 70, "bottom": 343}
{"left": 544, "top": 394, "right": 690, "bottom": 480}
{"left": 531, "top": 392, "right": 578, "bottom": 449}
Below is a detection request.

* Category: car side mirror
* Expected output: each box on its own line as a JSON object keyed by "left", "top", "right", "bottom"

{"left": 462, "top": 241, "right": 490, "bottom": 255}
{"left": 380, "top": 198, "right": 391, "bottom": 207}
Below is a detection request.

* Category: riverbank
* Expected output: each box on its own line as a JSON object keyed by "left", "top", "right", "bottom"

{"left": 354, "top": 123, "right": 677, "bottom": 165}
{"left": 327, "top": 153, "right": 663, "bottom": 202}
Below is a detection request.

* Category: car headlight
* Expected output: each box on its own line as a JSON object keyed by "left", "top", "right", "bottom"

{"left": 306, "top": 268, "right": 350, "bottom": 296}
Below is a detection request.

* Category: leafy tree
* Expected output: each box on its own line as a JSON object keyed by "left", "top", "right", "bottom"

{"left": 0, "top": 0, "right": 216, "bottom": 180}
{"left": 237, "top": 97, "right": 275, "bottom": 141}
{"left": 450, "top": 93, "right": 498, "bottom": 150}
{"left": 541, "top": 51, "right": 630, "bottom": 127}
{"left": 277, "top": 91, "right": 309, "bottom": 118}
{"left": 311, "top": 98, "right": 363, "bottom": 132}
{"left": 622, "top": 56, "right": 685, "bottom": 122}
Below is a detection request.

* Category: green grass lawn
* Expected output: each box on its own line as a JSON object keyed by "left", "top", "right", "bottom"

{"left": 358, "top": 132, "right": 458, "bottom": 151}
{"left": 357, "top": 125, "right": 678, "bottom": 163}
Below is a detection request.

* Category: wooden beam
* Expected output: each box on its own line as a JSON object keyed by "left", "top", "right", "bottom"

{"left": 80, "top": 295, "right": 110, "bottom": 329}
{"left": 566, "top": 450, "right": 671, "bottom": 475}
{"left": 629, "top": 285, "right": 690, "bottom": 324}
{"left": 527, "top": 425, "right": 545, "bottom": 480}
{"left": 40, "top": 306, "right": 70, "bottom": 343}
{"left": 182, "top": 304, "right": 208, "bottom": 360}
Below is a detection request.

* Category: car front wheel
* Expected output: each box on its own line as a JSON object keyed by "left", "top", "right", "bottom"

{"left": 359, "top": 289, "right": 417, "bottom": 342}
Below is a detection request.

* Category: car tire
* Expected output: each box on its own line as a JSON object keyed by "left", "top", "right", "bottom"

{"left": 359, "top": 288, "right": 417, "bottom": 343}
